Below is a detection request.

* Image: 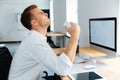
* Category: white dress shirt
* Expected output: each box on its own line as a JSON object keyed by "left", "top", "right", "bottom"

{"left": 8, "top": 30, "right": 73, "bottom": 80}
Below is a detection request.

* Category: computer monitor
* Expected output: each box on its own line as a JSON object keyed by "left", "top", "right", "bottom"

{"left": 89, "top": 17, "right": 117, "bottom": 56}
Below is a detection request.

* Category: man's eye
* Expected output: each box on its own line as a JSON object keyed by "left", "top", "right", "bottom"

{"left": 40, "top": 11, "right": 44, "bottom": 14}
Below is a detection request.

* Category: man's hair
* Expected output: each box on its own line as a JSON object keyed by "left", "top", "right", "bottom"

{"left": 21, "top": 4, "right": 37, "bottom": 30}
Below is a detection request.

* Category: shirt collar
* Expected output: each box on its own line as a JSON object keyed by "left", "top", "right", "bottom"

{"left": 30, "top": 30, "right": 47, "bottom": 41}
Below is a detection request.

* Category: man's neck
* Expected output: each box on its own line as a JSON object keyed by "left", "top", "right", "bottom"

{"left": 32, "top": 27, "right": 47, "bottom": 37}
{"left": 37, "top": 29, "right": 47, "bottom": 37}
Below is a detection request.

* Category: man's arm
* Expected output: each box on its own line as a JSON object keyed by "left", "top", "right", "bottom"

{"left": 53, "top": 22, "right": 80, "bottom": 63}
{"left": 64, "top": 22, "right": 80, "bottom": 62}
{"left": 53, "top": 48, "right": 66, "bottom": 56}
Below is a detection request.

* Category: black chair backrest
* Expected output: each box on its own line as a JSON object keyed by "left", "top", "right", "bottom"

{"left": 42, "top": 71, "right": 61, "bottom": 80}
{"left": 0, "top": 47, "right": 12, "bottom": 80}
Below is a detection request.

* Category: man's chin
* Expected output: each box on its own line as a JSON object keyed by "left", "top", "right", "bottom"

{"left": 44, "top": 19, "right": 50, "bottom": 27}
{"left": 47, "top": 20, "right": 51, "bottom": 26}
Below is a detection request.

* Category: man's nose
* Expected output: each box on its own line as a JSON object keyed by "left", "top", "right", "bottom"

{"left": 44, "top": 13, "right": 48, "bottom": 16}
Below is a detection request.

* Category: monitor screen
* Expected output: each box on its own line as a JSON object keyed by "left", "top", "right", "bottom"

{"left": 89, "top": 17, "right": 117, "bottom": 52}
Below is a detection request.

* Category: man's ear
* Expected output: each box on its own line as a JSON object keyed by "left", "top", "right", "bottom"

{"left": 31, "top": 19, "right": 38, "bottom": 26}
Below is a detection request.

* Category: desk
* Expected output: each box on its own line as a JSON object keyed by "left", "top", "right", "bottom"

{"left": 70, "top": 55, "right": 108, "bottom": 74}
{"left": 68, "top": 47, "right": 120, "bottom": 80}
{"left": 47, "top": 32, "right": 64, "bottom": 47}
{"left": 97, "top": 57, "right": 120, "bottom": 80}
{"left": 70, "top": 55, "right": 120, "bottom": 80}
{"left": 79, "top": 47, "right": 106, "bottom": 57}
{"left": 47, "top": 32, "right": 64, "bottom": 37}
{"left": 53, "top": 47, "right": 119, "bottom": 80}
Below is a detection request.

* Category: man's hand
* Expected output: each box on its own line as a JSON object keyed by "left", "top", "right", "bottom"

{"left": 65, "top": 22, "right": 80, "bottom": 37}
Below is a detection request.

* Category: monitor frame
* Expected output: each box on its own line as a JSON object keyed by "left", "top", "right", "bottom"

{"left": 89, "top": 17, "right": 117, "bottom": 52}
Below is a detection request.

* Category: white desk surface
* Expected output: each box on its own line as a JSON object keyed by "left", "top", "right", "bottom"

{"left": 70, "top": 55, "right": 108, "bottom": 74}
{"left": 53, "top": 47, "right": 119, "bottom": 80}
{"left": 70, "top": 55, "right": 120, "bottom": 80}
{"left": 97, "top": 57, "right": 120, "bottom": 80}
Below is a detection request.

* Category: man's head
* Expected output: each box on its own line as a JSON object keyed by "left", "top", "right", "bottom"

{"left": 21, "top": 4, "right": 50, "bottom": 30}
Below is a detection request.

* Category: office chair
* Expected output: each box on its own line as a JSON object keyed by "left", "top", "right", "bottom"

{"left": 42, "top": 71, "right": 61, "bottom": 80}
{"left": 0, "top": 47, "right": 12, "bottom": 80}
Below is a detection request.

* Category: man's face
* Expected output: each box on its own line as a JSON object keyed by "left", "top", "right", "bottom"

{"left": 31, "top": 8, "right": 50, "bottom": 28}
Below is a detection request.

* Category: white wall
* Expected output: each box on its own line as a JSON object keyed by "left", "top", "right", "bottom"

{"left": 78, "top": 0, "right": 119, "bottom": 48}
{"left": 0, "top": 0, "right": 120, "bottom": 55}
{"left": 52, "top": 0, "right": 119, "bottom": 51}
{"left": 51, "top": 0, "right": 66, "bottom": 46}
{"left": 52, "top": 0, "right": 66, "bottom": 33}
{"left": 0, "top": 0, "right": 50, "bottom": 55}
{"left": 0, "top": 0, "right": 50, "bottom": 42}
{"left": 118, "top": 0, "right": 120, "bottom": 55}
{"left": 52, "top": 0, "right": 79, "bottom": 47}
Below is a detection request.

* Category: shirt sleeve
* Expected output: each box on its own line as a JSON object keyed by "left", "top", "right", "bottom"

{"left": 59, "top": 53, "right": 73, "bottom": 68}
{"left": 31, "top": 43, "right": 73, "bottom": 75}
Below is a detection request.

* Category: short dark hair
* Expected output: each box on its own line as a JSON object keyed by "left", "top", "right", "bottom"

{"left": 21, "top": 4, "right": 37, "bottom": 30}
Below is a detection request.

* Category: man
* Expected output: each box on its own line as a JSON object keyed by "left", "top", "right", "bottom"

{"left": 8, "top": 4, "right": 80, "bottom": 80}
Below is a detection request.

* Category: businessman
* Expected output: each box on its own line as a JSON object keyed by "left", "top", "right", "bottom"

{"left": 8, "top": 4, "right": 80, "bottom": 80}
